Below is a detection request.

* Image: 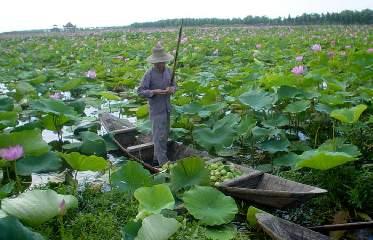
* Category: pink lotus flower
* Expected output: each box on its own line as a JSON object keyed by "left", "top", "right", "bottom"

{"left": 256, "top": 44, "right": 262, "bottom": 49}
{"left": 50, "top": 92, "right": 63, "bottom": 100}
{"left": 368, "top": 48, "right": 373, "bottom": 53}
{"left": 0, "top": 145, "right": 24, "bottom": 161}
{"left": 86, "top": 70, "right": 96, "bottom": 79}
{"left": 291, "top": 65, "right": 304, "bottom": 75}
{"left": 311, "top": 44, "right": 321, "bottom": 52}
{"left": 296, "top": 56, "right": 303, "bottom": 62}
{"left": 59, "top": 199, "right": 66, "bottom": 215}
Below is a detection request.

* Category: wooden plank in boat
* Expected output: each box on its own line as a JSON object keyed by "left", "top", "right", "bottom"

{"left": 127, "top": 142, "right": 155, "bottom": 153}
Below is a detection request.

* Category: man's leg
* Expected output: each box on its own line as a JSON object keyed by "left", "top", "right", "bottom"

{"left": 152, "top": 112, "right": 170, "bottom": 166}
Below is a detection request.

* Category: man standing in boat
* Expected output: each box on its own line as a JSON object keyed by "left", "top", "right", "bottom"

{"left": 137, "top": 42, "right": 176, "bottom": 166}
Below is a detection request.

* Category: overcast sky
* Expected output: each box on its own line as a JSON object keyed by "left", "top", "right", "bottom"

{"left": 0, "top": 0, "right": 372, "bottom": 33}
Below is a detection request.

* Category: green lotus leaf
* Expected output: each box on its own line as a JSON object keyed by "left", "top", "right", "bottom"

{"left": 204, "top": 224, "right": 237, "bottom": 240}
{"left": 262, "top": 114, "right": 288, "bottom": 128}
{"left": 98, "top": 91, "right": 121, "bottom": 101}
{"left": 15, "top": 82, "right": 36, "bottom": 98}
{"left": 183, "top": 186, "right": 238, "bottom": 226}
{"left": 16, "top": 152, "right": 63, "bottom": 176}
{"left": 0, "top": 129, "right": 49, "bottom": 157}
{"left": 315, "top": 103, "right": 335, "bottom": 114}
{"left": 258, "top": 136, "right": 290, "bottom": 153}
{"left": 134, "top": 184, "right": 175, "bottom": 219}
{"left": 0, "top": 111, "right": 18, "bottom": 130}
{"left": 296, "top": 150, "right": 357, "bottom": 170}
{"left": 193, "top": 125, "right": 236, "bottom": 152}
{"left": 30, "top": 99, "right": 78, "bottom": 118}
{"left": 318, "top": 138, "right": 361, "bottom": 157}
{"left": 0, "top": 216, "right": 45, "bottom": 240}
{"left": 170, "top": 156, "right": 210, "bottom": 191}
{"left": 79, "top": 131, "right": 107, "bottom": 157}
{"left": 41, "top": 114, "right": 70, "bottom": 131}
{"left": 320, "top": 94, "right": 345, "bottom": 106}
{"left": 175, "top": 102, "right": 203, "bottom": 115}
{"left": 213, "top": 114, "right": 240, "bottom": 130}
{"left": 0, "top": 96, "right": 14, "bottom": 111}
{"left": 0, "top": 181, "right": 15, "bottom": 200}
{"left": 330, "top": 104, "right": 367, "bottom": 124}
{"left": 59, "top": 78, "right": 85, "bottom": 91}
{"left": 135, "top": 214, "right": 181, "bottom": 240}
{"left": 246, "top": 206, "right": 266, "bottom": 226}
{"left": 59, "top": 152, "right": 109, "bottom": 171}
{"left": 273, "top": 152, "right": 301, "bottom": 167}
{"left": 111, "top": 161, "right": 154, "bottom": 195}
{"left": 136, "top": 104, "right": 149, "bottom": 118}
{"left": 1, "top": 189, "right": 78, "bottom": 226}
{"left": 251, "top": 126, "right": 281, "bottom": 138}
{"left": 284, "top": 100, "right": 311, "bottom": 113}
{"left": 122, "top": 220, "right": 142, "bottom": 240}
{"left": 276, "top": 85, "right": 304, "bottom": 100}
{"left": 239, "top": 90, "right": 276, "bottom": 110}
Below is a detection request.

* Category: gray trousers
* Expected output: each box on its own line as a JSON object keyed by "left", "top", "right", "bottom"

{"left": 151, "top": 112, "right": 170, "bottom": 166}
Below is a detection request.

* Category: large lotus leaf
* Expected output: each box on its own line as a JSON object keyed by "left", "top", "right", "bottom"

{"left": 15, "top": 82, "right": 36, "bottom": 97}
{"left": 111, "top": 161, "right": 154, "bottom": 194}
{"left": 67, "top": 100, "right": 86, "bottom": 115}
{"left": 175, "top": 102, "right": 203, "bottom": 115}
{"left": 170, "top": 156, "right": 210, "bottom": 191}
{"left": 0, "top": 129, "right": 49, "bottom": 157}
{"left": 284, "top": 100, "right": 311, "bottom": 113}
{"left": 1, "top": 189, "right": 78, "bottom": 226}
{"left": 246, "top": 206, "right": 266, "bottom": 226}
{"left": 239, "top": 90, "right": 276, "bottom": 110}
{"left": 0, "top": 181, "right": 15, "bottom": 199}
{"left": 296, "top": 150, "right": 356, "bottom": 170}
{"left": 251, "top": 126, "right": 281, "bottom": 138}
{"left": 41, "top": 114, "right": 70, "bottom": 131}
{"left": 136, "top": 104, "right": 149, "bottom": 118}
{"left": 276, "top": 85, "right": 304, "bottom": 100}
{"left": 122, "top": 220, "right": 142, "bottom": 240}
{"left": 0, "top": 216, "right": 45, "bottom": 240}
{"left": 59, "top": 78, "right": 85, "bottom": 91}
{"left": 60, "top": 152, "right": 109, "bottom": 171}
{"left": 0, "top": 96, "right": 14, "bottom": 111}
{"left": 30, "top": 99, "right": 78, "bottom": 118}
{"left": 318, "top": 138, "right": 361, "bottom": 157}
{"left": 204, "top": 224, "right": 237, "bottom": 240}
{"left": 213, "top": 114, "right": 240, "bottom": 130}
{"left": 262, "top": 114, "right": 288, "bottom": 128}
{"left": 135, "top": 214, "right": 181, "bottom": 240}
{"left": 98, "top": 91, "right": 121, "bottom": 101}
{"left": 0, "top": 111, "right": 17, "bottom": 129}
{"left": 134, "top": 184, "right": 175, "bottom": 218}
{"left": 79, "top": 131, "right": 107, "bottom": 157}
{"left": 320, "top": 94, "right": 345, "bottom": 106}
{"left": 16, "top": 152, "right": 63, "bottom": 176}
{"left": 183, "top": 186, "right": 238, "bottom": 226}
{"left": 193, "top": 125, "right": 236, "bottom": 152}
{"left": 258, "top": 136, "right": 290, "bottom": 153}
{"left": 273, "top": 152, "right": 301, "bottom": 167}
{"left": 315, "top": 103, "right": 335, "bottom": 114}
{"left": 330, "top": 104, "right": 367, "bottom": 124}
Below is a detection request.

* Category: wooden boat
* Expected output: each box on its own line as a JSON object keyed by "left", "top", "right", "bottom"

{"left": 213, "top": 161, "right": 327, "bottom": 208}
{"left": 256, "top": 213, "right": 329, "bottom": 240}
{"left": 99, "top": 113, "right": 211, "bottom": 173}
{"left": 100, "top": 113, "right": 327, "bottom": 208}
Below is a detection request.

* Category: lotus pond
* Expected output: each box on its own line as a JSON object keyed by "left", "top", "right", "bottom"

{"left": 0, "top": 25, "right": 372, "bottom": 239}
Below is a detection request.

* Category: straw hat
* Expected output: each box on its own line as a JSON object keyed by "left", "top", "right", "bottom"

{"left": 146, "top": 42, "right": 174, "bottom": 64}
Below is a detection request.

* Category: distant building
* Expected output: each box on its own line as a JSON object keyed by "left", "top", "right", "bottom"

{"left": 51, "top": 24, "right": 60, "bottom": 32}
{"left": 63, "top": 22, "right": 77, "bottom": 32}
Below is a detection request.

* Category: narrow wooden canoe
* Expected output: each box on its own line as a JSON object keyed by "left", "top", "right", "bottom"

{"left": 256, "top": 213, "right": 330, "bottom": 240}
{"left": 100, "top": 113, "right": 327, "bottom": 208}
{"left": 216, "top": 162, "right": 327, "bottom": 208}
{"left": 99, "top": 113, "right": 211, "bottom": 173}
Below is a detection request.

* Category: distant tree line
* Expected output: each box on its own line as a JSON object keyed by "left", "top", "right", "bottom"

{"left": 130, "top": 9, "right": 373, "bottom": 28}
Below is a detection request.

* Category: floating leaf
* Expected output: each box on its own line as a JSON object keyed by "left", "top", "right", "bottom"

{"left": 111, "top": 161, "right": 153, "bottom": 195}
{"left": 239, "top": 90, "right": 276, "bottom": 110}
{"left": 284, "top": 100, "right": 311, "bottom": 113}
{"left": 0, "top": 216, "right": 45, "bottom": 240}
{"left": 330, "top": 104, "right": 367, "bottom": 124}
{"left": 204, "top": 224, "right": 237, "bottom": 240}
{"left": 135, "top": 214, "right": 180, "bottom": 240}
{"left": 0, "top": 129, "right": 49, "bottom": 157}
{"left": 170, "top": 156, "right": 210, "bottom": 191}
{"left": 60, "top": 152, "right": 109, "bottom": 171}
{"left": 1, "top": 189, "right": 78, "bottom": 226}
{"left": 134, "top": 184, "right": 175, "bottom": 219}
{"left": 16, "top": 152, "right": 62, "bottom": 176}
{"left": 183, "top": 186, "right": 238, "bottom": 226}
{"left": 296, "top": 150, "right": 356, "bottom": 170}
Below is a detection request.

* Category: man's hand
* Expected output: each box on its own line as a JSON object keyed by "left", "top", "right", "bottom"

{"left": 151, "top": 89, "right": 168, "bottom": 95}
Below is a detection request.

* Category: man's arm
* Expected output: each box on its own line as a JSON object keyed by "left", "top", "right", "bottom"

{"left": 137, "top": 71, "right": 155, "bottom": 98}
